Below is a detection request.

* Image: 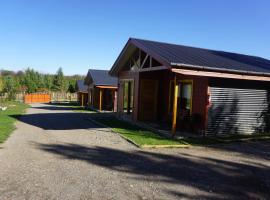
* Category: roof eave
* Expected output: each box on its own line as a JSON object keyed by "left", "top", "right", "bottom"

{"left": 171, "top": 62, "right": 270, "bottom": 77}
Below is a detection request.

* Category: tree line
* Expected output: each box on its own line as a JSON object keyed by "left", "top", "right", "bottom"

{"left": 0, "top": 67, "right": 84, "bottom": 100}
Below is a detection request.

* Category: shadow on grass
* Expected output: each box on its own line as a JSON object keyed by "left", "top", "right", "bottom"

{"left": 35, "top": 143, "right": 270, "bottom": 199}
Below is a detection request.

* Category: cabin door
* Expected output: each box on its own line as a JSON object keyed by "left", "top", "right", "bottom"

{"left": 139, "top": 79, "right": 159, "bottom": 121}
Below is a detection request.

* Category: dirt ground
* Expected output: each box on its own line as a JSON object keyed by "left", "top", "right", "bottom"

{"left": 0, "top": 103, "right": 269, "bottom": 200}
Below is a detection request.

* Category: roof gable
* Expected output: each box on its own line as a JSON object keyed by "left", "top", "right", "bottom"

{"left": 85, "top": 69, "right": 118, "bottom": 86}
{"left": 75, "top": 80, "right": 88, "bottom": 92}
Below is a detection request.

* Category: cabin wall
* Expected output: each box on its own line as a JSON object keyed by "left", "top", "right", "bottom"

{"left": 175, "top": 74, "right": 209, "bottom": 131}
{"left": 117, "top": 70, "right": 209, "bottom": 131}
{"left": 93, "top": 87, "right": 100, "bottom": 109}
{"left": 139, "top": 70, "right": 171, "bottom": 121}
{"left": 139, "top": 71, "right": 208, "bottom": 130}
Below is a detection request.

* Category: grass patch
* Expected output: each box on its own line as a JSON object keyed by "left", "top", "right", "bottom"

{"left": 0, "top": 101, "right": 29, "bottom": 143}
{"left": 92, "top": 116, "right": 189, "bottom": 147}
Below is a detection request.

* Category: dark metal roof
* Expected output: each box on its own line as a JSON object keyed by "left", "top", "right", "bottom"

{"left": 85, "top": 69, "right": 118, "bottom": 86}
{"left": 75, "top": 80, "right": 88, "bottom": 92}
{"left": 110, "top": 38, "right": 270, "bottom": 76}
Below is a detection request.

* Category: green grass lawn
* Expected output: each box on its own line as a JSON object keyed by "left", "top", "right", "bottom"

{"left": 0, "top": 101, "right": 29, "bottom": 143}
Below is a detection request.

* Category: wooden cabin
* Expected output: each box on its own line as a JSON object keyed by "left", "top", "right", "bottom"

{"left": 84, "top": 69, "right": 118, "bottom": 111}
{"left": 75, "top": 80, "right": 88, "bottom": 107}
{"left": 109, "top": 38, "right": 270, "bottom": 136}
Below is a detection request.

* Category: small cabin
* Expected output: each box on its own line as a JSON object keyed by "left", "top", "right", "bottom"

{"left": 84, "top": 69, "right": 118, "bottom": 111}
{"left": 109, "top": 38, "right": 270, "bottom": 136}
{"left": 75, "top": 80, "right": 88, "bottom": 107}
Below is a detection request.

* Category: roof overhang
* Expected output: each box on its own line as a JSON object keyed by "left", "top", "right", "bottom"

{"left": 95, "top": 85, "right": 118, "bottom": 89}
{"left": 171, "top": 63, "right": 270, "bottom": 77}
{"left": 172, "top": 68, "right": 270, "bottom": 82}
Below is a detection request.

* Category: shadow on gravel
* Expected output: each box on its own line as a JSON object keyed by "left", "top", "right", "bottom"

{"left": 208, "top": 141, "right": 270, "bottom": 161}
{"left": 33, "top": 103, "right": 85, "bottom": 111}
{"left": 10, "top": 113, "right": 102, "bottom": 130}
{"left": 36, "top": 143, "right": 270, "bottom": 199}
{"left": 33, "top": 106, "right": 81, "bottom": 111}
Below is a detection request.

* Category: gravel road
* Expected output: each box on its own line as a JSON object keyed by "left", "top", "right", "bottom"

{"left": 0, "top": 103, "right": 269, "bottom": 200}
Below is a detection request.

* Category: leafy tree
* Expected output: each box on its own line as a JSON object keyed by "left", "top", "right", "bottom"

{"left": 0, "top": 76, "right": 4, "bottom": 93}
{"left": 0, "top": 70, "right": 15, "bottom": 76}
{"left": 0, "top": 68, "right": 84, "bottom": 95}
{"left": 3, "top": 76, "right": 19, "bottom": 100}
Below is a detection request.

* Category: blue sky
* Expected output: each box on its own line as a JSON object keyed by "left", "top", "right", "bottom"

{"left": 0, "top": 0, "right": 269, "bottom": 75}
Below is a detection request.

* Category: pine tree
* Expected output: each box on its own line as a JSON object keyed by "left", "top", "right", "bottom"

{"left": 22, "top": 68, "right": 39, "bottom": 93}
{"left": 52, "top": 67, "right": 65, "bottom": 91}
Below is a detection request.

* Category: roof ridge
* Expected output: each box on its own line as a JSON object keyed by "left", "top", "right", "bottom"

{"left": 88, "top": 69, "right": 109, "bottom": 72}
{"left": 130, "top": 37, "right": 270, "bottom": 61}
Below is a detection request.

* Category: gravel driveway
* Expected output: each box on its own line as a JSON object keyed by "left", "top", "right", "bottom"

{"left": 0, "top": 103, "right": 269, "bottom": 200}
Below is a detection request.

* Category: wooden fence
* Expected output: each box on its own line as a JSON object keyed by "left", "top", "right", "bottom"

{"left": 50, "top": 92, "right": 77, "bottom": 102}
{"left": 24, "top": 94, "right": 51, "bottom": 103}
{"left": 0, "top": 92, "right": 77, "bottom": 103}
{"left": 0, "top": 93, "right": 24, "bottom": 102}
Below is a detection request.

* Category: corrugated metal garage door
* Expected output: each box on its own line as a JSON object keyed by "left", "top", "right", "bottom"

{"left": 207, "top": 86, "right": 269, "bottom": 135}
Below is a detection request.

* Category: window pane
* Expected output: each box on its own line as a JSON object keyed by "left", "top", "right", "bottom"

{"left": 180, "top": 82, "right": 192, "bottom": 112}
{"left": 129, "top": 81, "right": 133, "bottom": 112}
{"left": 122, "top": 81, "right": 134, "bottom": 114}
{"left": 169, "top": 81, "right": 175, "bottom": 113}
{"left": 123, "top": 82, "right": 128, "bottom": 110}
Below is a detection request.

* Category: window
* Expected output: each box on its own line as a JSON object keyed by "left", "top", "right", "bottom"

{"left": 168, "top": 80, "right": 174, "bottom": 114}
{"left": 123, "top": 80, "right": 134, "bottom": 114}
{"left": 179, "top": 81, "right": 193, "bottom": 115}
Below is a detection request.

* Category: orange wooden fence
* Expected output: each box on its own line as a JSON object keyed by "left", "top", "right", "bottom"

{"left": 24, "top": 94, "right": 51, "bottom": 104}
